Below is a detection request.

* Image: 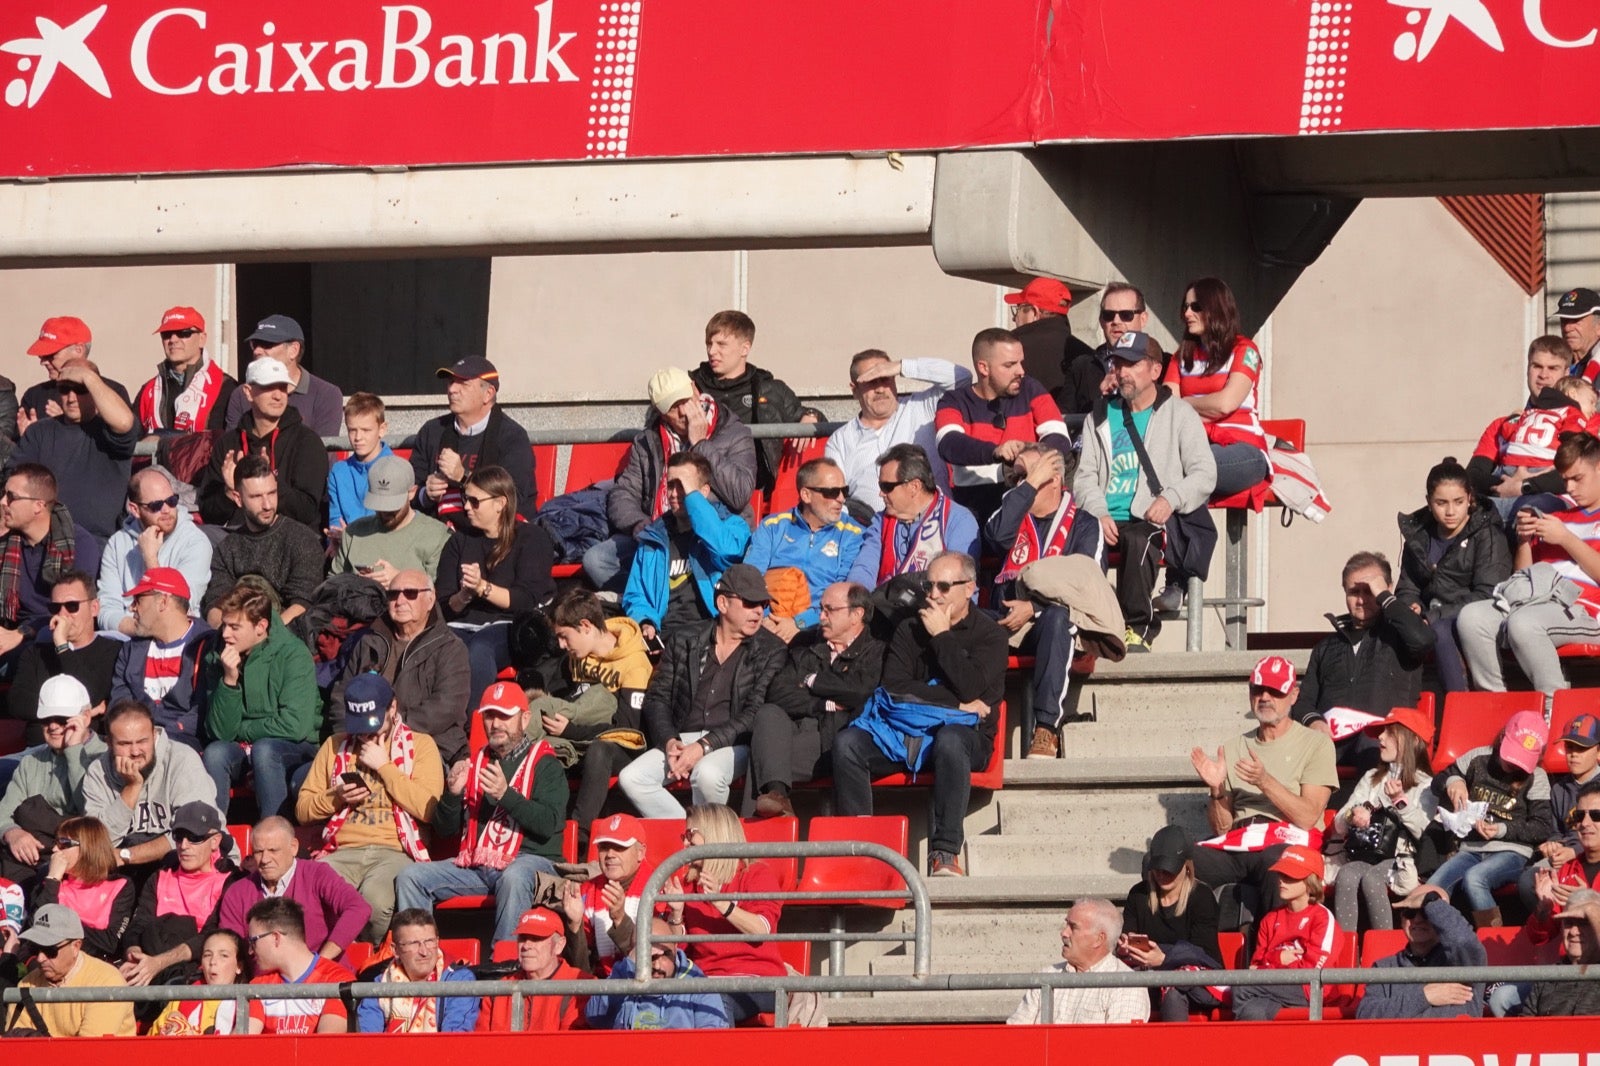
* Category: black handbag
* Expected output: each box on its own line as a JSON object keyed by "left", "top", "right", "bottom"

{"left": 1343, "top": 805, "right": 1406, "bottom": 865}
{"left": 1118, "top": 402, "right": 1218, "bottom": 582}
{"left": 4, "top": 987, "right": 49, "bottom": 1037}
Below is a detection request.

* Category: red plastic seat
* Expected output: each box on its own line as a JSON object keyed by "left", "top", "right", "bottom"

{"left": 742, "top": 940, "right": 813, "bottom": 1027}
{"left": 227, "top": 823, "right": 253, "bottom": 859}
{"left": 739, "top": 816, "right": 800, "bottom": 891}
{"left": 1358, "top": 928, "right": 1408, "bottom": 967}
{"left": 1431, "top": 691, "right": 1544, "bottom": 773}
{"left": 440, "top": 937, "right": 481, "bottom": 966}
{"left": 344, "top": 942, "right": 374, "bottom": 973}
{"left": 1273, "top": 929, "right": 1360, "bottom": 1019}
{"left": 492, "top": 939, "right": 518, "bottom": 963}
{"left": 794, "top": 815, "right": 909, "bottom": 909}
{"left": 860, "top": 702, "right": 1007, "bottom": 790}
{"left": 1202, "top": 932, "right": 1249, "bottom": 1020}
{"left": 1477, "top": 925, "right": 1560, "bottom": 965}
{"left": 1545, "top": 689, "right": 1600, "bottom": 772}
{"left": 563, "top": 441, "right": 631, "bottom": 494}
{"left": 1208, "top": 419, "right": 1306, "bottom": 511}
{"left": 0, "top": 719, "right": 26, "bottom": 758}
{"left": 531, "top": 443, "right": 557, "bottom": 508}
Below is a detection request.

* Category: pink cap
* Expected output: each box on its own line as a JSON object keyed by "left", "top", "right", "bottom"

{"left": 1498, "top": 711, "right": 1549, "bottom": 773}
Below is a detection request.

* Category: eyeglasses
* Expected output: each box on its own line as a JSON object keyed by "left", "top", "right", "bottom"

{"left": 1, "top": 491, "right": 41, "bottom": 504}
{"left": 247, "top": 931, "right": 277, "bottom": 947}
{"left": 735, "top": 597, "right": 768, "bottom": 611}
{"left": 49, "top": 600, "right": 85, "bottom": 614}
{"left": 53, "top": 837, "right": 80, "bottom": 849}
{"left": 878, "top": 479, "right": 908, "bottom": 494}
{"left": 1569, "top": 809, "right": 1600, "bottom": 825}
{"left": 1099, "top": 309, "right": 1140, "bottom": 323}
{"left": 1393, "top": 908, "right": 1423, "bottom": 922}
{"left": 930, "top": 578, "right": 973, "bottom": 594}
{"left": 385, "top": 587, "right": 429, "bottom": 601}
{"left": 160, "top": 328, "right": 200, "bottom": 339}
{"left": 680, "top": 828, "right": 705, "bottom": 844}
{"left": 1184, "top": 301, "right": 1204, "bottom": 314}
{"left": 818, "top": 603, "right": 855, "bottom": 615}
{"left": 804, "top": 485, "right": 847, "bottom": 500}
{"left": 173, "top": 830, "right": 216, "bottom": 845}
{"left": 137, "top": 494, "right": 179, "bottom": 512}
{"left": 396, "top": 937, "right": 439, "bottom": 952}
{"left": 463, "top": 493, "right": 503, "bottom": 509}
{"left": 36, "top": 942, "right": 70, "bottom": 959}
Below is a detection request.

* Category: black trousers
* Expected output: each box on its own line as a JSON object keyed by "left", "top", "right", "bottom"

{"left": 747, "top": 703, "right": 831, "bottom": 797}
{"left": 1188, "top": 842, "right": 1289, "bottom": 925}
{"left": 572, "top": 740, "right": 635, "bottom": 846}
{"left": 1019, "top": 605, "right": 1076, "bottom": 731}
{"left": 1113, "top": 520, "right": 1165, "bottom": 640}
{"left": 832, "top": 724, "right": 988, "bottom": 855}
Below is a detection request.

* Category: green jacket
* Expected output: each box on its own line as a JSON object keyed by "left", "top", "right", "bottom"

{"left": 204, "top": 614, "right": 321, "bottom": 745}
{"left": 435, "top": 739, "right": 568, "bottom": 861}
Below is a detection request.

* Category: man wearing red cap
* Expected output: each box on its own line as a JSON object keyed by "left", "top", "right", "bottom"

{"left": 133, "top": 306, "right": 239, "bottom": 435}
{"left": 1005, "top": 277, "right": 1096, "bottom": 394}
{"left": 20, "top": 315, "right": 129, "bottom": 425}
{"left": 109, "top": 567, "right": 215, "bottom": 750}
{"left": 561, "top": 813, "right": 656, "bottom": 976}
{"left": 476, "top": 907, "right": 589, "bottom": 1031}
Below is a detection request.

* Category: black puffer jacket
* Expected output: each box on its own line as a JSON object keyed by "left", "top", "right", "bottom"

{"left": 767, "top": 627, "right": 886, "bottom": 749}
{"left": 1394, "top": 504, "right": 1511, "bottom": 619}
{"left": 640, "top": 620, "right": 787, "bottom": 753}
{"left": 689, "top": 361, "right": 803, "bottom": 491}
{"left": 1291, "top": 591, "right": 1437, "bottom": 725}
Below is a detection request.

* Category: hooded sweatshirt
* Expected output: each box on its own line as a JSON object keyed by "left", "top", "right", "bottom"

{"left": 197, "top": 405, "right": 330, "bottom": 528}
{"left": 97, "top": 504, "right": 213, "bottom": 632}
{"left": 561, "top": 616, "right": 654, "bottom": 735}
{"left": 203, "top": 614, "right": 322, "bottom": 746}
{"left": 81, "top": 729, "right": 222, "bottom": 846}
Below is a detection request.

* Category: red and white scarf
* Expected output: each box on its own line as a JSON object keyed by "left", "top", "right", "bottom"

{"left": 378, "top": 952, "right": 445, "bottom": 1032}
{"left": 996, "top": 493, "right": 1078, "bottom": 584}
{"left": 876, "top": 492, "right": 953, "bottom": 585}
{"left": 651, "top": 395, "right": 720, "bottom": 519}
{"left": 137, "top": 357, "right": 227, "bottom": 432}
{"left": 320, "top": 723, "right": 431, "bottom": 862}
{"left": 455, "top": 738, "right": 557, "bottom": 870}
{"left": 1199, "top": 821, "right": 1322, "bottom": 853}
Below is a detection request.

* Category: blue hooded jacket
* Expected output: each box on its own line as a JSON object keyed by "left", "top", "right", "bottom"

{"left": 622, "top": 491, "right": 751, "bottom": 629}
{"left": 583, "top": 951, "right": 731, "bottom": 1031}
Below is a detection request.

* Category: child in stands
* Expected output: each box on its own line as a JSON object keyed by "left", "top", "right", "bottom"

{"left": 1230, "top": 846, "right": 1340, "bottom": 1020}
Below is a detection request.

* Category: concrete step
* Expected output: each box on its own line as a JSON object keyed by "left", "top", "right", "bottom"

{"left": 993, "top": 785, "right": 1209, "bottom": 839}
{"left": 1001, "top": 755, "right": 1198, "bottom": 786}
{"left": 824, "top": 989, "right": 1021, "bottom": 1025}
{"left": 923, "top": 872, "right": 1134, "bottom": 904}
{"left": 965, "top": 832, "right": 1170, "bottom": 880}
{"left": 874, "top": 908, "right": 1063, "bottom": 968}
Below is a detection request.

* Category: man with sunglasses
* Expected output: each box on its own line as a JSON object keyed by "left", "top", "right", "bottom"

{"left": 1521, "top": 716, "right": 1600, "bottom": 912}
{"left": 833, "top": 551, "right": 1007, "bottom": 877}
{"left": 1529, "top": 780, "right": 1600, "bottom": 944}
{"left": 134, "top": 306, "right": 238, "bottom": 435}
{"left": 1055, "top": 283, "right": 1154, "bottom": 417}
{"left": 222, "top": 315, "right": 345, "bottom": 437}
{"left": 328, "top": 571, "right": 471, "bottom": 765}
{"left": 0, "top": 463, "right": 101, "bottom": 666}
{"left": 826, "top": 349, "right": 970, "bottom": 519}
{"left": 98, "top": 468, "right": 212, "bottom": 637}
{"left": 11, "top": 356, "right": 138, "bottom": 542}
{"left": 8, "top": 572, "right": 117, "bottom": 748}
{"left": 1355, "top": 884, "right": 1486, "bottom": 1019}
{"left": 118, "top": 800, "right": 241, "bottom": 988}
{"left": 0, "top": 676, "right": 105, "bottom": 892}
{"left": 847, "top": 443, "right": 980, "bottom": 592}
{"left": 108, "top": 568, "right": 216, "bottom": 750}
{"left": 198, "top": 356, "right": 329, "bottom": 529}
{"left": 935, "top": 327, "right": 1072, "bottom": 525}
{"left": 7, "top": 903, "right": 135, "bottom": 1036}
{"left": 744, "top": 457, "right": 862, "bottom": 644}
{"left": 1004, "top": 277, "right": 1096, "bottom": 395}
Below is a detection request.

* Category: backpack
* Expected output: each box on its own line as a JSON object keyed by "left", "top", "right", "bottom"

{"left": 1267, "top": 436, "right": 1332, "bottom": 524}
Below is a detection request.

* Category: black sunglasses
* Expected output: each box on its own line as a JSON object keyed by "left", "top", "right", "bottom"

{"left": 1099, "top": 309, "right": 1140, "bottom": 323}
{"left": 930, "top": 578, "right": 972, "bottom": 594}
{"left": 173, "top": 830, "right": 216, "bottom": 844}
{"left": 878, "top": 480, "right": 908, "bottom": 494}
{"left": 35, "top": 942, "right": 70, "bottom": 959}
{"left": 137, "top": 494, "right": 180, "bottom": 512}
{"left": 160, "top": 328, "right": 201, "bottom": 339}
{"left": 1569, "top": 809, "right": 1600, "bottom": 826}
{"left": 56, "top": 383, "right": 87, "bottom": 395}
{"left": 990, "top": 410, "right": 1007, "bottom": 430}
{"left": 54, "top": 837, "right": 80, "bottom": 850}
{"left": 49, "top": 600, "right": 84, "bottom": 614}
{"left": 385, "top": 587, "right": 428, "bottom": 601}
{"left": 1393, "top": 907, "right": 1423, "bottom": 921}
{"left": 804, "top": 485, "right": 847, "bottom": 500}
{"left": 1184, "top": 301, "right": 1204, "bottom": 314}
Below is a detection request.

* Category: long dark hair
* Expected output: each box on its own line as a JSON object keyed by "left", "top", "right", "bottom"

{"left": 1366, "top": 722, "right": 1428, "bottom": 792}
{"left": 466, "top": 465, "right": 519, "bottom": 572}
{"left": 1177, "top": 277, "right": 1242, "bottom": 374}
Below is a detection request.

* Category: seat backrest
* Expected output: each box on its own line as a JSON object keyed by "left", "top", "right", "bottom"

{"left": 1545, "top": 689, "right": 1600, "bottom": 773}
{"left": 1432, "top": 691, "right": 1544, "bottom": 773}
{"left": 440, "top": 937, "right": 481, "bottom": 966}
{"left": 763, "top": 437, "right": 829, "bottom": 517}
{"left": 1358, "top": 929, "right": 1408, "bottom": 967}
{"left": 344, "top": 942, "right": 374, "bottom": 973}
{"left": 492, "top": 939, "right": 518, "bottom": 963}
{"left": 1477, "top": 925, "right": 1560, "bottom": 966}
{"left": 1260, "top": 418, "right": 1306, "bottom": 451}
{"left": 774, "top": 937, "right": 811, "bottom": 976}
{"left": 970, "top": 701, "right": 1007, "bottom": 789}
{"left": 561, "top": 819, "right": 579, "bottom": 863}
{"left": 531, "top": 443, "right": 558, "bottom": 507}
{"left": 564, "top": 441, "right": 632, "bottom": 493}
{"left": 797, "top": 816, "right": 909, "bottom": 909}
{"left": 740, "top": 816, "right": 800, "bottom": 891}
{"left": 228, "top": 824, "right": 253, "bottom": 859}
{"left": 1216, "top": 931, "right": 1247, "bottom": 968}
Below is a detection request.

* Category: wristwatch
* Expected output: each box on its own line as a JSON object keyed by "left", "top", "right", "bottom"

{"left": 117, "top": 847, "right": 131, "bottom": 865}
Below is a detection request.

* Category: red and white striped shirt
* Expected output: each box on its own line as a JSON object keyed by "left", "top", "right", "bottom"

{"left": 1164, "top": 336, "right": 1267, "bottom": 454}
{"left": 141, "top": 634, "right": 190, "bottom": 704}
{"left": 1473, "top": 405, "right": 1591, "bottom": 469}
{"left": 1533, "top": 503, "right": 1600, "bottom": 617}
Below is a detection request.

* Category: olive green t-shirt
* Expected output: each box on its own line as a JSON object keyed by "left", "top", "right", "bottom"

{"left": 1222, "top": 722, "right": 1338, "bottom": 824}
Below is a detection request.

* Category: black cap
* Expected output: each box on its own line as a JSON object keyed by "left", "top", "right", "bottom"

{"left": 1147, "top": 825, "right": 1192, "bottom": 876}
{"left": 1556, "top": 288, "right": 1600, "bottom": 320}
{"left": 170, "top": 800, "right": 223, "bottom": 838}
{"left": 1108, "top": 330, "right": 1161, "bottom": 363}
{"left": 246, "top": 314, "right": 305, "bottom": 345}
{"left": 715, "top": 563, "right": 772, "bottom": 604}
{"left": 436, "top": 355, "right": 500, "bottom": 382}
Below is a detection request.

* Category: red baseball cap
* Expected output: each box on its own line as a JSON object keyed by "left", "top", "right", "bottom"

{"left": 126, "top": 567, "right": 191, "bottom": 601}
{"left": 478, "top": 681, "right": 529, "bottom": 716}
{"left": 1269, "top": 845, "right": 1325, "bottom": 881}
{"left": 1250, "top": 655, "right": 1297, "bottom": 696}
{"left": 27, "top": 316, "right": 90, "bottom": 357}
{"left": 1363, "top": 705, "right": 1435, "bottom": 747}
{"left": 515, "top": 907, "right": 565, "bottom": 939}
{"left": 593, "top": 813, "right": 644, "bottom": 849}
{"left": 154, "top": 306, "right": 205, "bottom": 334}
{"left": 1004, "top": 278, "right": 1073, "bottom": 314}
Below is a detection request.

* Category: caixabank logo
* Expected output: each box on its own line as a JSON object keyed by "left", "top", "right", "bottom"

{"left": 0, "top": 1, "right": 643, "bottom": 159}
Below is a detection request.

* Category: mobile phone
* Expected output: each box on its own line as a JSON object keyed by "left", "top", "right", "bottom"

{"left": 356, "top": 565, "right": 375, "bottom": 575}
{"left": 1520, "top": 505, "right": 1547, "bottom": 519}
{"left": 339, "top": 771, "right": 365, "bottom": 788}
{"left": 1123, "top": 933, "right": 1153, "bottom": 951}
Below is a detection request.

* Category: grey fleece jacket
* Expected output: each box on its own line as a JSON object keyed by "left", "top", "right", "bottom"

{"left": 0, "top": 736, "right": 107, "bottom": 837}
{"left": 608, "top": 401, "right": 758, "bottom": 535}
{"left": 81, "top": 729, "right": 222, "bottom": 846}
{"left": 1355, "top": 896, "right": 1486, "bottom": 1019}
{"left": 1073, "top": 391, "right": 1217, "bottom": 519}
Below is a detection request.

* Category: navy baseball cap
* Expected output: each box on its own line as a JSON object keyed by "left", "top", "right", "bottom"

{"left": 1108, "top": 330, "right": 1161, "bottom": 363}
{"left": 246, "top": 314, "right": 305, "bottom": 345}
{"left": 1556, "top": 289, "right": 1600, "bottom": 320}
{"left": 343, "top": 673, "right": 394, "bottom": 734}
{"left": 436, "top": 355, "right": 499, "bottom": 382}
{"left": 1560, "top": 713, "right": 1600, "bottom": 749}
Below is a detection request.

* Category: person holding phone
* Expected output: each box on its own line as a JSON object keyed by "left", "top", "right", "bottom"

{"left": 1119, "top": 826, "right": 1221, "bottom": 1021}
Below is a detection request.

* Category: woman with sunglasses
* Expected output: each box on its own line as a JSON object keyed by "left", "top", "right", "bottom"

{"left": 661, "top": 804, "right": 787, "bottom": 1023}
{"left": 148, "top": 929, "right": 249, "bottom": 1035}
{"left": 436, "top": 465, "right": 556, "bottom": 701}
{"left": 32, "top": 815, "right": 135, "bottom": 962}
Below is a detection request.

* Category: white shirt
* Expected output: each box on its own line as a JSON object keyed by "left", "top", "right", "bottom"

{"left": 825, "top": 358, "right": 971, "bottom": 511}
{"left": 1006, "top": 953, "right": 1150, "bottom": 1026}
{"left": 261, "top": 860, "right": 297, "bottom": 899}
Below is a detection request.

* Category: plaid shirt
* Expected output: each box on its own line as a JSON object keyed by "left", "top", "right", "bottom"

{"left": 1006, "top": 953, "right": 1150, "bottom": 1025}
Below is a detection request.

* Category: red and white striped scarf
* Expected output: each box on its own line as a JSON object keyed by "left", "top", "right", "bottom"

{"left": 378, "top": 951, "right": 445, "bottom": 1032}
{"left": 455, "top": 738, "right": 557, "bottom": 870}
{"left": 996, "top": 493, "right": 1078, "bottom": 584}
{"left": 320, "top": 723, "right": 430, "bottom": 862}
{"left": 1198, "top": 821, "right": 1321, "bottom": 853}
{"left": 651, "top": 396, "right": 720, "bottom": 519}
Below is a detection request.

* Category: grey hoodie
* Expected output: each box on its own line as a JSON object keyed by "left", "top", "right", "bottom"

{"left": 1074, "top": 390, "right": 1217, "bottom": 520}
{"left": 97, "top": 502, "right": 214, "bottom": 632}
{"left": 81, "top": 728, "right": 221, "bottom": 846}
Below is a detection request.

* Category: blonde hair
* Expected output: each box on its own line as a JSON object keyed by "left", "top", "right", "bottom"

{"left": 685, "top": 803, "right": 747, "bottom": 889}
{"left": 1146, "top": 859, "right": 1197, "bottom": 916}
{"left": 1304, "top": 873, "right": 1326, "bottom": 905}
{"left": 1557, "top": 376, "right": 1597, "bottom": 402}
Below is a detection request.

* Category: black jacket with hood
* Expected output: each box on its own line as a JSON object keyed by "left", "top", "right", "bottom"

{"left": 198, "top": 404, "right": 329, "bottom": 527}
{"left": 1395, "top": 503, "right": 1512, "bottom": 619}
{"left": 689, "top": 361, "right": 803, "bottom": 491}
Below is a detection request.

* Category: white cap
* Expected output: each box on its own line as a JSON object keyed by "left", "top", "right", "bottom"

{"left": 245, "top": 357, "right": 292, "bottom": 388}
{"left": 37, "top": 675, "right": 90, "bottom": 720}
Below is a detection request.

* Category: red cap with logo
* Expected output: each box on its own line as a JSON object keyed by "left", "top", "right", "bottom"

{"left": 1003, "top": 278, "right": 1073, "bottom": 314}
{"left": 153, "top": 307, "right": 205, "bottom": 334}
{"left": 593, "top": 813, "right": 644, "bottom": 848}
{"left": 1250, "top": 655, "right": 1297, "bottom": 696}
{"left": 514, "top": 907, "right": 565, "bottom": 938}
{"left": 477, "top": 681, "right": 529, "bottom": 716}
{"left": 126, "top": 567, "right": 191, "bottom": 601}
{"left": 27, "top": 316, "right": 90, "bottom": 357}
{"left": 1269, "top": 845, "right": 1325, "bottom": 881}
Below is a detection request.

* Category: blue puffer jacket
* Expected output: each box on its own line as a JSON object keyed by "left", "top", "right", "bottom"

{"left": 622, "top": 492, "right": 751, "bottom": 629}
{"left": 584, "top": 951, "right": 731, "bottom": 1031}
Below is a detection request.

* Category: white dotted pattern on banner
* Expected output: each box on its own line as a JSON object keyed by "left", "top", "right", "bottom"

{"left": 1298, "top": 1, "right": 1350, "bottom": 135}
{"left": 586, "top": 1, "right": 643, "bottom": 159}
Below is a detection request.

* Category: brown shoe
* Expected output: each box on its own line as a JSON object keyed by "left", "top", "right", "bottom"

{"left": 754, "top": 790, "right": 795, "bottom": 819}
{"left": 1027, "top": 726, "right": 1059, "bottom": 760}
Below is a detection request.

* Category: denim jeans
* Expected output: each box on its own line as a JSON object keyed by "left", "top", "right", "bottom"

{"left": 203, "top": 738, "right": 318, "bottom": 820}
{"left": 393, "top": 852, "right": 557, "bottom": 943}
{"left": 1426, "top": 848, "right": 1528, "bottom": 911}
{"left": 455, "top": 621, "right": 512, "bottom": 706}
{"left": 1210, "top": 443, "right": 1271, "bottom": 498}
{"left": 581, "top": 534, "right": 638, "bottom": 591}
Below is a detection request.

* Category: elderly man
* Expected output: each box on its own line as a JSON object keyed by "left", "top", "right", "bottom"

{"left": 81, "top": 700, "right": 220, "bottom": 874}
{"left": 935, "top": 327, "right": 1072, "bottom": 523}
{"left": 478, "top": 907, "right": 591, "bottom": 1031}
{"left": 357, "top": 908, "right": 479, "bottom": 1032}
{"left": 245, "top": 898, "right": 357, "bottom": 1034}
{"left": 1356, "top": 884, "right": 1486, "bottom": 1019}
{"left": 99, "top": 468, "right": 212, "bottom": 635}
{"left": 118, "top": 800, "right": 240, "bottom": 987}
{"left": 1007, "top": 899, "right": 1149, "bottom": 1025}
{"left": 199, "top": 357, "right": 329, "bottom": 528}
{"left": 746, "top": 457, "right": 862, "bottom": 642}
{"left": 223, "top": 315, "right": 344, "bottom": 436}
{"left": 411, "top": 356, "right": 536, "bottom": 526}
{"left": 584, "top": 915, "right": 731, "bottom": 1031}
{"left": 1187, "top": 655, "right": 1338, "bottom": 915}
{"left": 1074, "top": 330, "right": 1218, "bottom": 649}
{"left": 331, "top": 454, "right": 450, "bottom": 583}
{"left": 7, "top": 904, "right": 135, "bottom": 1036}
{"left": 847, "top": 443, "right": 980, "bottom": 591}
{"left": 689, "top": 310, "right": 805, "bottom": 493}
{"left": 297, "top": 675, "right": 444, "bottom": 943}
{"left": 1056, "top": 282, "right": 1151, "bottom": 416}
{"left": 619, "top": 564, "right": 788, "bottom": 818}
{"left": 750, "top": 581, "right": 884, "bottom": 819}
{"left": 1524, "top": 888, "right": 1600, "bottom": 1016}
{"left": 0, "top": 677, "right": 106, "bottom": 890}
{"left": 134, "top": 306, "right": 239, "bottom": 435}
{"left": 562, "top": 813, "right": 657, "bottom": 976}
{"left": 395, "top": 682, "right": 568, "bottom": 944}
{"left": 587, "top": 365, "right": 757, "bottom": 590}
{"left": 11, "top": 356, "right": 139, "bottom": 541}
{"left": 0, "top": 463, "right": 102, "bottom": 663}
{"left": 8, "top": 571, "right": 118, "bottom": 747}
{"left": 1557, "top": 288, "right": 1600, "bottom": 383}
{"left": 203, "top": 456, "right": 322, "bottom": 624}
{"left": 329, "top": 569, "right": 472, "bottom": 764}
{"left": 20, "top": 315, "right": 131, "bottom": 422}
{"left": 834, "top": 551, "right": 1007, "bottom": 877}
{"left": 826, "top": 349, "right": 971, "bottom": 517}
{"left": 109, "top": 568, "right": 216, "bottom": 748}
{"left": 219, "top": 816, "right": 370, "bottom": 960}
{"left": 1006, "top": 277, "right": 1096, "bottom": 394}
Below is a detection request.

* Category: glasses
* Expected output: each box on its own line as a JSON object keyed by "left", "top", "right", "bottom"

{"left": 878, "top": 479, "right": 908, "bottom": 494}
{"left": 818, "top": 603, "right": 855, "bottom": 615}
{"left": 173, "top": 830, "right": 216, "bottom": 845}
{"left": 463, "top": 493, "right": 503, "bottom": 509}
{"left": 1247, "top": 684, "right": 1283, "bottom": 697}
{"left": 57, "top": 383, "right": 86, "bottom": 396}
{"left": 49, "top": 600, "right": 84, "bottom": 614}
{"left": 385, "top": 587, "right": 429, "bottom": 601}
{"left": 53, "top": 837, "right": 80, "bottom": 849}
{"left": 1099, "top": 309, "right": 1140, "bottom": 323}
{"left": 396, "top": 937, "right": 439, "bottom": 952}
{"left": 930, "top": 578, "right": 973, "bottom": 594}
{"left": 735, "top": 597, "right": 768, "bottom": 611}
{"left": 137, "top": 494, "right": 179, "bottom": 512}
{"left": 1393, "top": 908, "right": 1423, "bottom": 922}
{"left": 804, "top": 485, "right": 847, "bottom": 500}
{"left": 1, "top": 491, "right": 41, "bottom": 504}
{"left": 160, "top": 328, "right": 200, "bottom": 339}
{"left": 247, "top": 931, "right": 277, "bottom": 947}
{"left": 681, "top": 828, "right": 705, "bottom": 844}
{"left": 1569, "top": 809, "right": 1600, "bottom": 825}
{"left": 36, "top": 942, "right": 69, "bottom": 959}
{"left": 1184, "top": 301, "right": 1204, "bottom": 314}
{"left": 248, "top": 340, "right": 284, "bottom": 352}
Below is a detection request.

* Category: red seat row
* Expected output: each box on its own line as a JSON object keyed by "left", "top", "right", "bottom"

{"left": 1430, "top": 688, "right": 1597, "bottom": 774}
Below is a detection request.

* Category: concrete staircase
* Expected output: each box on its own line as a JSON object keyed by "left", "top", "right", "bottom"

{"left": 812, "top": 648, "right": 1307, "bottom": 1024}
